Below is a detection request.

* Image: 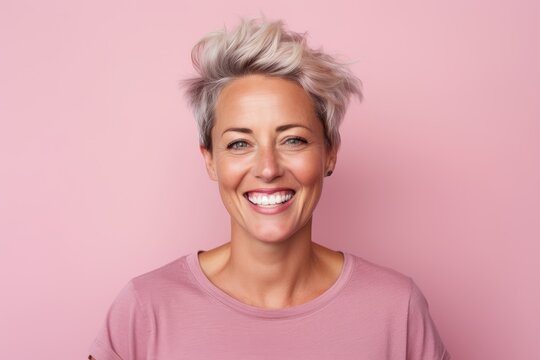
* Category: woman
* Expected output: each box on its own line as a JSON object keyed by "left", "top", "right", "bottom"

{"left": 89, "top": 17, "right": 450, "bottom": 360}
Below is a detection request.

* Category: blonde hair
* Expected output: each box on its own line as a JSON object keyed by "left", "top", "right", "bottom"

{"left": 181, "top": 17, "right": 363, "bottom": 151}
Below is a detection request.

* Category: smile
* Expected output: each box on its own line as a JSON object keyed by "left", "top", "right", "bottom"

{"left": 243, "top": 190, "right": 296, "bottom": 207}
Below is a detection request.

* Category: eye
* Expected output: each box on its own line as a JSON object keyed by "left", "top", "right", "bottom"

{"left": 227, "top": 140, "right": 249, "bottom": 150}
{"left": 284, "top": 137, "right": 308, "bottom": 146}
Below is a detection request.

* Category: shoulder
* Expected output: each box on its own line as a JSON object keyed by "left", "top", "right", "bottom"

{"left": 121, "top": 254, "right": 197, "bottom": 305}
{"left": 132, "top": 254, "right": 191, "bottom": 284}
{"left": 345, "top": 252, "right": 416, "bottom": 301}
{"left": 88, "top": 257, "right": 195, "bottom": 360}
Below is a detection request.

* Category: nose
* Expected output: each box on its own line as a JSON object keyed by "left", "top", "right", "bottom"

{"left": 252, "top": 145, "right": 283, "bottom": 182}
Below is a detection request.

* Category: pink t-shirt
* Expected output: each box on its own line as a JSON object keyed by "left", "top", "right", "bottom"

{"left": 89, "top": 251, "right": 451, "bottom": 359}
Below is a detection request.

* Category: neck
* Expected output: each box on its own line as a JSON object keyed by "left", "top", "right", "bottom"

{"left": 222, "top": 217, "right": 323, "bottom": 308}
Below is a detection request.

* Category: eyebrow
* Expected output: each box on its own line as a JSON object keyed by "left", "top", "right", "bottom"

{"left": 221, "top": 124, "right": 312, "bottom": 137}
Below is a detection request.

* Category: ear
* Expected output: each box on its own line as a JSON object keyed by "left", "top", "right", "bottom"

{"left": 199, "top": 145, "right": 218, "bottom": 181}
{"left": 325, "top": 145, "right": 338, "bottom": 175}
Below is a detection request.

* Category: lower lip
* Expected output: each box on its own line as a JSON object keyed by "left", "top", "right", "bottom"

{"left": 245, "top": 195, "right": 295, "bottom": 215}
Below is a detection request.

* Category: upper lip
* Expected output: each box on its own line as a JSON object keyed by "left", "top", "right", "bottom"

{"left": 243, "top": 187, "right": 296, "bottom": 196}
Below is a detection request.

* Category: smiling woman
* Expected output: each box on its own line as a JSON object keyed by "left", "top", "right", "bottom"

{"left": 200, "top": 74, "right": 334, "bottom": 245}
{"left": 88, "top": 17, "right": 451, "bottom": 360}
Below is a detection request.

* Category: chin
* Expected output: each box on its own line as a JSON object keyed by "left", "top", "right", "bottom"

{"left": 248, "top": 224, "right": 301, "bottom": 244}
{"left": 243, "top": 224, "right": 286, "bottom": 242}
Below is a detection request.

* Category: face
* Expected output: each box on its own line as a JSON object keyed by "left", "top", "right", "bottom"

{"left": 200, "top": 74, "right": 337, "bottom": 244}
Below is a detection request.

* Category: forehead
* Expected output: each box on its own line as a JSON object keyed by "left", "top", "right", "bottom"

{"left": 214, "top": 75, "right": 318, "bottom": 129}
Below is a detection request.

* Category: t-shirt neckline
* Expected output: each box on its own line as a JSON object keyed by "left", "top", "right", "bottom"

{"left": 186, "top": 249, "right": 354, "bottom": 319}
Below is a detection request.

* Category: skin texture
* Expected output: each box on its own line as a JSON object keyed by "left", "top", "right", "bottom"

{"left": 199, "top": 74, "right": 344, "bottom": 309}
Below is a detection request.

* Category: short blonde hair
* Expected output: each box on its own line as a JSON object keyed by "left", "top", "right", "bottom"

{"left": 182, "top": 17, "right": 363, "bottom": 151}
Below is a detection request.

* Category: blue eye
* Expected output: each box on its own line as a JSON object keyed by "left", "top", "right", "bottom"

{"left": 227, "top": 140, "right": 249, "bottom": 150}
{"left": 285, "top": 137, "right": 308, "bottom": 145}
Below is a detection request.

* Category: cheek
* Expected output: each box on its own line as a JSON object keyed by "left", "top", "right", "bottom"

{"left": 286, "top": 152, "right": 324, "bottom": 184}
{"left": 215, "top": 156, "right": 249, "bottom": 189}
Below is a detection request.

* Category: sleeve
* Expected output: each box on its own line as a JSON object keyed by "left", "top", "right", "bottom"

{"left": 88, "top": 280, "right": 152, "bottom": 360}
{"left": 406, "top": 279, "right": 451, "bottom": 360}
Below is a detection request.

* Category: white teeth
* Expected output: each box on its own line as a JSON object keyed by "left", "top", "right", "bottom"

{"left": 246, "top": 191, "right": 294, "bottom": 206}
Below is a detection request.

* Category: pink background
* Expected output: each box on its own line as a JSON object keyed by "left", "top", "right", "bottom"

{"left": 1, "top": 0, "right": 539, "bottom": 359}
